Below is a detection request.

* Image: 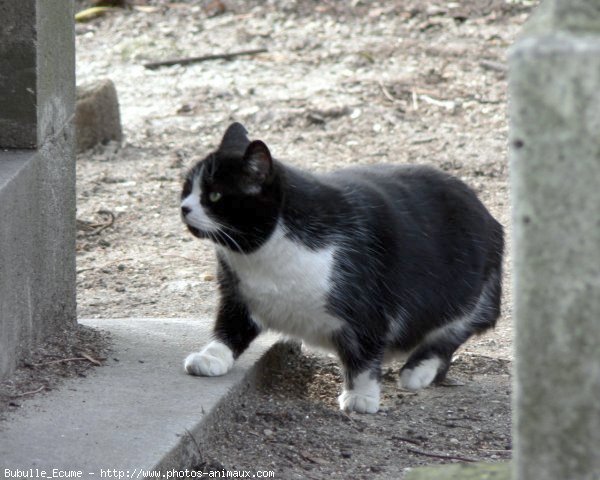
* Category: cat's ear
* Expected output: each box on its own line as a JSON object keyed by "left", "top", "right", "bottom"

{"left": 242, "top": 140, "right": 273, "bottom": 194}
{"left": 219, "top": 122, "right": 250, "bottom": 152}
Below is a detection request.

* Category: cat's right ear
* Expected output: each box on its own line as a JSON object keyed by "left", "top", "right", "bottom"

{"left": 242, "top": 140, "right": 273, "bottom": 194}
{"left": 219, "top": 122, "right": 250, "bottom": 152}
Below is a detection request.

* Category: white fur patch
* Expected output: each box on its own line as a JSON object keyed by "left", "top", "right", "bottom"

{"left": 338, "top": 371, "right": 380, "bottom": 414}
{"left": 218, "top": 224, "right": 343, "bottom": 349}
{"left": 400, "top": 357, "right": 441, "bottom": 390}
{"left": 184, "top": 340, "right": 234, "bottom": 377}
{"left": 181, "top": 176, "right": 220, "bottom": 233}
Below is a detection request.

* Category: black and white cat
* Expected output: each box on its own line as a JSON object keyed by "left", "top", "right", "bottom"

{"left": 180, "top": 123, "right": 504, "bottom": 414}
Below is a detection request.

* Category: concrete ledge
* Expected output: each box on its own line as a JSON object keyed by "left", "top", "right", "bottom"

{"left": 405, "top": 462, "right": 510, "bottom": 480}
{"left": 0, "top": 0, "right": 76, "bottom": 381}
{"left": 0, "top": 146, "right": 76, "bottom": 381}
{"left": 0, "top": 153, "right": 36, "bottom": 380}
{"left": 0, "top": 318, "right": 282, "bottom": 476}
{"left": 0, "top": 140, "right": 76, "bottom": 381}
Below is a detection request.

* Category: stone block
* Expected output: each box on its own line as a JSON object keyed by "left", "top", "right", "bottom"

{"left": 0, "top": 0, "right": 74, "bottom": 149}
{"left": 0, "top": 0, "right": 76, "bottom": 380}
{"left": 509, "top": 20, "right": 600, "bottom": 480}
{"left": 75, "top": 79, "right": 123, "bottom": 153}
{"left": 36, "top": 0, "right": 76, "bottom": 145}
{"left": 0, "top": 0, "right": 37, "bottom": 148}
{"left": 0, "top": 142, "right": 77, "bottom": 380}
{"left": 522, "top": 0, "right": 600, "bottom": 36}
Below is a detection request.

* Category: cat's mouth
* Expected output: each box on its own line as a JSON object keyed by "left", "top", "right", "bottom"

{"left": 181, "top": 205, "right": 218, "bottom": 239}
{"left": 185, "top": 224, "right": 207, "bottom": 239}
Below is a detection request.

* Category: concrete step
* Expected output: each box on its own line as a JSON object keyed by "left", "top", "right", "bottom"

{"left": 0, "top": 317, "right": 279, "bottom": 478}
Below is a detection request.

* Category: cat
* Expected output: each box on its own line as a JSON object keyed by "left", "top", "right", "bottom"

{"left": 180, "top": 122, "right": 504, "bottom": 414}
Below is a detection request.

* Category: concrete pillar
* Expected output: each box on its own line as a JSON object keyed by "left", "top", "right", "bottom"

{"left": 0, "top": 1, "right": 76, "bottom": 379}
{"left": 0, "top": 0, "right": 75, "bottom": 148}
{"left": 509, "top": 1, "right": 600, "bottom": 480}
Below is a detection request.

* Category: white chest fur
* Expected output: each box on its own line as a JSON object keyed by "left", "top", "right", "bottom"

{"left": 217, "top": 225, "right": 343, "bottom": 348}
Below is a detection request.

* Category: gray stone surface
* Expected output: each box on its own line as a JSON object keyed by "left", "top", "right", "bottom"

{"left": 36, "top": 0, "right": 76, "bottom": 146}
{"left": 0, "top": 0, "right": 37, "bottom": 148}
{"left": 0, "top": 139, "right": 77, "bottom": 380}
{"left": 522, "top": 0, "right": 600, "bottom": 36}
{"left": 0, "top": 0, "right": 74, "bottom": 148}
{"left": 405, "top": 463, "right": 510, "bottom": 480}
{"left": 0, "top": 0, "right": 76, "bottom": 380}
{"left": 0, "top": 318, "right": 280, "bottom": 476}
{"left": 509, "top": 2, "right": 600, "bottom": 479}
{"left": 0, "top": 154, "right": 37, "bottom": 379}
{"left": 76, "top": 79, "right": 123, "bottom": 153}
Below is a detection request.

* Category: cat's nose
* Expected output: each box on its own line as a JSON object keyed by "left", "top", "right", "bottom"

{"left": 181, "top": 206, "right": 191, "bottom": 216}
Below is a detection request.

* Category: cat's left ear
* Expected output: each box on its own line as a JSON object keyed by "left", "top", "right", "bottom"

{"left": 219, "top": 122, "right": 250, "bottom": 153}
{"left": 242, "top": 140, "right": 273, "bottom": 194}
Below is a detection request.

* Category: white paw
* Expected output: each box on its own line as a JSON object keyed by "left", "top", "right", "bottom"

{"left": 338, "top": 390, "right": 380, "bottom": 414}
{"left": 338, "top": 370, "right": 380, "bottom": 414}
{"left": 400, "top": 357, "right": 442, "bottom": 390}
{"left": 184, "top": 341, "right": 234, "bottom": 377}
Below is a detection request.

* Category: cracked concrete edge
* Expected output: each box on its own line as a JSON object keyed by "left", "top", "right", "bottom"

{"left": 151, "top": 341, "right": 302, "bottom": 475}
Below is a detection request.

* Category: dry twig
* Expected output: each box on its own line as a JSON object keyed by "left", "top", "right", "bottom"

{"left": 13, "top": 386, "right": 46, "bottom": 397}
{"left": 34, "top": 357, "right": 90, "bottom": 366}
{"left": 79, "top": 352, "right": 103, "bottom": 367}
{"left": 406, "top": 447, "right": 477, "bottom": 463}
{"left": 479, "top": 59, "right": 508, "bottom": 73}
{"left": 391, "top": 435, "right": 423, "bottom": 446}
{"left": 411, "top": 90, "right": 419, "bottom": 110}
{"left": 34, "top": 355, "right": 104, "bottom": 367}
{"left": 75, "top": 6, "right": 117, "bottom": 22}
{"left": 77, "top": 210, "right": 115, "bottom": 236}
{"left": 144, "top": 48, "right": 267, "bottom": 70}
{"left": 378, "top": 81, "right": 400, "bottom": 103}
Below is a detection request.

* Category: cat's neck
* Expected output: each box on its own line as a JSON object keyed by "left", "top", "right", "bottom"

{"left": 277, "top": 163, "right": 350, "bottom": 248}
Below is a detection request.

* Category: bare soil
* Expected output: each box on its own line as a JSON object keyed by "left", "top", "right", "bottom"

{"left": 8, "top": 0, "right": 538, "bottom": 476}
{"left": 198, "top": 346, "right": 512, "bottom": 479}
{"left": 0, "top": 326, "right": 111, "bottom": 421}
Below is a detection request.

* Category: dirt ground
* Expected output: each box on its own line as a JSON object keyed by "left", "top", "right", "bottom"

{"left": 198, "top": 344, "right": 512, "bottom": 479}
{"left": 7, "top": 0, "right": 537, "bottom": 476}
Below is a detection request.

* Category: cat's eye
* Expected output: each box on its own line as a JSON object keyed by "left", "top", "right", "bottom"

{"left": 209, "top": 191, "right": 222, "bottom": 203}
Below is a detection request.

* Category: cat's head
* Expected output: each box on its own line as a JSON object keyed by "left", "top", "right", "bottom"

{"left": 181, "top": 123, "right": 282, "bottom": 252}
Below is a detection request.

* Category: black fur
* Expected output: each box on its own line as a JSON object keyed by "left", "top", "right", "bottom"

{"left": 182, "top": 122, "right": 504, "bottom": 405}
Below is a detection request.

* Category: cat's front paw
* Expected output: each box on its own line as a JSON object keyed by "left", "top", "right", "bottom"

{"left": 338, "top": 390, "right": 380, "bottom": 414}
{"left": 184, "top": 341, "right": 234, "bottom": 377}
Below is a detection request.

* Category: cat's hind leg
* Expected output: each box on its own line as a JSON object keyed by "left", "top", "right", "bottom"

{"left": 400, "top": 270, "right": 502, "bottom": 390}
{"left": 184, "top": 291, "right": 260, "bottom": 377}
